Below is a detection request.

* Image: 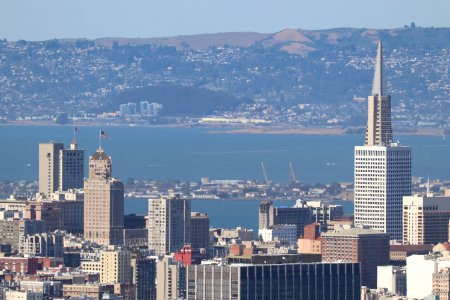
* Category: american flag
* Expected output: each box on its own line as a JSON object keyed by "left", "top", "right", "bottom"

{"left": 100, "top": 130, "right": 109, "bottom": 139}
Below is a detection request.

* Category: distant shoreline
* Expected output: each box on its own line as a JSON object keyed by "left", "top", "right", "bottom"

{"left": 0, "top": 121, "right": 445, "bottom": 136}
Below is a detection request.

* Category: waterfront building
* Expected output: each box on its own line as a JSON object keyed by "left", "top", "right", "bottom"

{"left": 147, "top": 194, "right": 191, "bottom": 255}
{"left": 258, "top": 200, "right": 311, "bottom": 238}
{"left": 190, "top": 212, "right": 209, "bottom": 249}
{"left": 186, "top": 262, "right": 361, "bottom": 300}
{"left": 84, "top": 148, "right": 124, "bottom": 246}
{"left": 321, "top": 225, "right": 390, "bottom": 288}
{"left": 403, "top": 195, "right": 450, "bottom": 245}
{"left": 354, "top": 41, "right": 412, "bottom": 241}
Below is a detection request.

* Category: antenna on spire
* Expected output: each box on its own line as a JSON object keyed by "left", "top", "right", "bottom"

{"left": 371, "top": 41, "right": 388, "bottom": 97}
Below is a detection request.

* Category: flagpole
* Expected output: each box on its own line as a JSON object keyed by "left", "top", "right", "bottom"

{"left": 99, "top": 129, "right": 102, "bottom": 149}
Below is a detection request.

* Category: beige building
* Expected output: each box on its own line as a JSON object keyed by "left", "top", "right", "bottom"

{"left": 84, "top": 148, "right": 124, "bottom": 246}
{"left": 100, "top": 247, "right": 131, "bottom": 284}
{"left": 147, "top": 194, "right": 190, "bottom": 255}
{"left": 403, "top": 195, "right": 450, "bottom": 245}
{"left": 62, "top": 284, "right": 105, "bottom": 300}
{"left": 4, "top": 290, "right": 43, "bottom": 300}
{"left": 156, "top": 257, "right": 184, "bottom": 300}
{"left": 39, "top": 142, "right": 64, "bottom": 196}
{"left": 433, "top": 267, "right": 450, "bottom": 300}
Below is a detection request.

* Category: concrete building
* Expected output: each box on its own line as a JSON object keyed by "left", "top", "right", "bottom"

{"left": 186, "top": 262, "right": 361, "bottom": 300}
{"left": 298, "top": 223, "right": 322, "bottom": 255}
{"left": 84, "top": 148, "right": 124, "bottom": 246}
{"left": 20, "top": 232, "right": 64, "bottom": 257}
{"left": 307, "top": 201, "right": 344, "bottom": 226}
{"left": 377, "top": 266, "right": 407, "bottom": 296}
{"left": 258, "top": 224, "right": 297, "bottom": 246}
{"left": 403, "top": 195, "right": 450, "bottom": 245}
{"left": 0, "top": 219, "right": 46, "bottom": 252}
{"left": 4, "top": 290, "right": 43, "bottom": 300}
{"left": 62, "top": 284, "right": 108, "bottom": 300}
{"left": 131, "top": 257, "right": 156, "bottom": 300}
{"left": 156, "top": 257, "right": 186, "bottom": 300}
{"left": 190, "top": 212, "right": 209, "bottom": 249}
{"left": 147, "top": 194, "right": 190, "bottom": 255}
{"left": 321, "top": 225, "right": 390, "bottom": 288}
{"left": 258, "top": 200, "right": 311, "bottom": 238}
{"left": 100, "top": 247, "right": 131, "bottom": 284}
{"left": 59, "top": 139, "right": 85, "bottom": 191}
{"left": 123, "top": 228, "right": 148, "bottom": 248}
{"left": 433, "top": 267, "right": 450, "bottom": 300}
{"left": 0, "top": 257, "right": 39, "bottom": 274}
{"left": 39, "top": 142, "right": 64, "bottom": 196}
{"left": 407, "top": 254, "right": 450, "bottom": 299}
{"left": 354, "top": 42, "right": 412, "bottom": 242}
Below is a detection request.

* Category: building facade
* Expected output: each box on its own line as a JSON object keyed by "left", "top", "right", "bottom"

{"left": 403, "top": 195, "right": 450, "bottom": 245}
{"left": 59, "top": 139, "right": 84, "bottom": 191}
{"left": 186, "top": 262, "right": 361, "bottom": 300}
{"left": 190, "top": 212, "right": 209, "bottom": 249}
{"left": 39, "top": 142, "right": 64, "bottom": 196}
{"left": 354, "top": 41, "right": 412, "bottom": 241}
{"left": 321, "top": 226, "right": 390, "bottom": 288}
{"left": 147, "top": 195, "right": 191, "bottom": 255}
{"left": 84, "top": 148, "right": 124, "bottom": 246}
{"left": 131, "top": 257, "right": 156, "bottom": 300}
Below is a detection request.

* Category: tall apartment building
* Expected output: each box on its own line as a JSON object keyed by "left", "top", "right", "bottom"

{"left": 39, "top": 142, "right": 64, "bottom": 196}
{"left": 190, "top": 212, "right": 209, "bottom": 249}
{"left": 186, "top": 262, "right": 361, "bottom": 300}
{"left": 147, "top": 194, "right": 191, "bottom": 255}
{"left": 20, "top": 232, "right": 64, "bottom": 257}
{"left": 59, "top": 139, "right": 85, "bottom": 191}
{"left": 321, "top": 225, "right": 390, "bottom": 288}
{"left": 131, "top": 257, "right": 156, "bottom": 300}
{"left": 258, "top": 200, "right": 311, "bottom": 238}
{"left": 84, "top": 148, "right": 124, "bottom": 246}
{"left": 403, "top": 195, "right": 450, "bottom": 245}
{"left": 156, "top": 257, "right": 186, "bottom": 300}
{"left": 354, "top": 41, "right": 412, "bottom": 241}
{"left": 39, "top": 140, "right": 84, "bottom": 196}
{"left": 0, "top": 219, "right": 46, "bottom": 252}
{"left": 99, "top": 247, "right": 131, "bottom": 284}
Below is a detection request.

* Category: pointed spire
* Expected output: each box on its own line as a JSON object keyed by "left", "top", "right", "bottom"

{"left": 371, "top": 41, "right": 388, "bottom": 96}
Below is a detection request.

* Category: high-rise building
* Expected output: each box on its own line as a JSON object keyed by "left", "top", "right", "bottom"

{"left": 131, "top": 257, "right": 157, "bottom": 300}
{"left": 147, "top": 194, "right": 191, "bottom": 255}
{"left": 186, "top": 262, "right": 361, "bottom": 300}
{"left": 433, "top": 267, "right": 450, "bottom": 300}
{"left": 99, "top": 247, "right": 131, "bottom": 284}
{"left": 39, "top": 142, "right": 64, "bottom": 196}
{"left": 190, "top": 212, "right": 209, "bottom": 249}
{"left": 321, "top": 225, "right": 390, "bottom": 288}
{"left": 354, "top": 41, "right": 412, "bottom": 241}
{"left": 59, "top": 139, "right": 84, "bottom": 191}
{"left": 403, "top": 195, "right": 450, "bottom": 245}
{"left": 39, "top": 141, "right": 84, "bottom": 196}
{"left": 156, "top": 257, "right": 186, "bottom": 300}
{"left": 84, "top": 148, "right": 124, "bottom": 246}
{"left": 258, "top": 200, "right": 311, "bottom": 238}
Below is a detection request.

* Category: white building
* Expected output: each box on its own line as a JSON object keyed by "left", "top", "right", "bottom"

{"left": 147, "top": 194, "right": 191, "bottom": 255}
{"left": 406, "top": 254, "right": 450, "bottom": 299}
{"left": 377, "top": 265, "right": 406, "bottom": 296}
{"left": 258, "top": 224, "right": 297, "bottom": 246}
{"left": 354, "top": 41, "right": 412, "bottom": 242}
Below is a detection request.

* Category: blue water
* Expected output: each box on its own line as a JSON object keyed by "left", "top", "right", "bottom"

{"left": 124, "top": 198, "right": 355, "bottom": 232}
{"left": 0, "top": 125, "right": 448, "bottom": 183}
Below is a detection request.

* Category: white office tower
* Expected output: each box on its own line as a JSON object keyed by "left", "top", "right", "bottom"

{"left": 354, "top": 41, "right": 412, "bottom": 241}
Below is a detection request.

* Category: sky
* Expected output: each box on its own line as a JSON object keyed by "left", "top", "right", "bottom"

{"left": 1, "top": 0, "right": 449, "bottom": 41}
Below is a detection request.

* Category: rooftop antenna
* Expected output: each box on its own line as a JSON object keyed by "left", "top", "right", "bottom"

{"left": 427, "top": 174, "right": 431, "bottom": 196}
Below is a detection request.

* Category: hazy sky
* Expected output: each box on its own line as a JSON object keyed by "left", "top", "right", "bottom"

{"left": 1, "top": 0, "right": 449, "bottom": 41}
